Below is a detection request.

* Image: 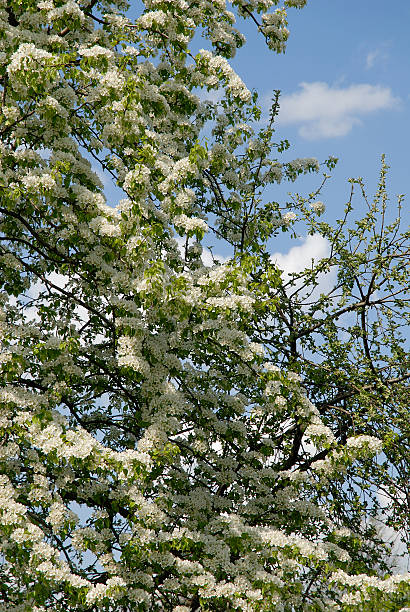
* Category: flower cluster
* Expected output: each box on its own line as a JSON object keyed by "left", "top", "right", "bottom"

{"left": 0, "top": 0, "right": 407, "bottom": 610}
{"left": 311, "top": 200, "right": 326, "bottom": 214}
{"left": 198, "top": 49, "right": 252, "bottom": 102}
{"left": 282, "top": 210, "right": 297, "bottom": 225}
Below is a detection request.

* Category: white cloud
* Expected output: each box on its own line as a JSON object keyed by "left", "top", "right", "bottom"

{"left": 196, "top": 87, "right": 224, "bottom": 105}
{"left": 271, "top": 234, "right": 336, "bottom": 300}
{"left": 277, "top": 81, "right": 399, "bottom": 139}
{"left": 20, "top": 273, "right": 92, "bottom": 335}
{"left": 174, "top": 236, "right": 227, "bottom": 267}
{"left": 201, "top": 246, "right": 226, "bottom": 266}
{"left": 17, "top": 272, "right": 69, "bottom": 323}
{"left": 272, "top": 233, "right": 329, "bottom": 277}
{"left": 375, "top": 489, "right": 409, "bottom": 574}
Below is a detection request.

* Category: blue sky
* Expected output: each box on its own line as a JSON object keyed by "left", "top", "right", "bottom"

{"left": 231, "top": 0, "right": 408, "bottom": 222}
{"left": 202, "top": 0, "right": 409, "bottom": 265}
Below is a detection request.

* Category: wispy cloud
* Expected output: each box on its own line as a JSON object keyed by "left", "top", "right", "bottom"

{"left": 277, "top": 81, "right": 400, "bottom": 139}
{"left": 365, "top": 45, "right": 389, "bottom": 70}
{"left": 366, "top": 50, "right": 379, "bottom": 69}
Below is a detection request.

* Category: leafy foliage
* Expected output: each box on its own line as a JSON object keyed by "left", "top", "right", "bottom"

{"left": 0, "top": 1, "right": 409, "bottom": 610}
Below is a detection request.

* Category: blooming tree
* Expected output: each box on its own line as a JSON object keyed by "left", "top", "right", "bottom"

{"left": 0, "top": 0, "right": 409, "bottom": 610}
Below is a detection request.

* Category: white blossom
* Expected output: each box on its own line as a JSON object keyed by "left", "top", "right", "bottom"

{"left": 310, "top": 200, "right": 326, "bottom": 214}
{"left": 282, "top": 211, "right": 297, "bottom": 225}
